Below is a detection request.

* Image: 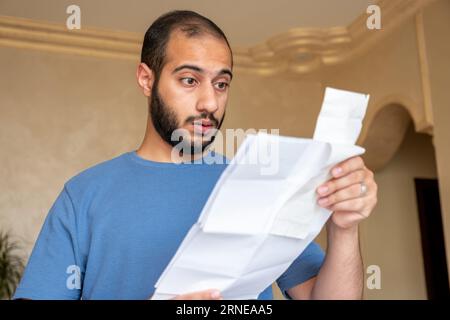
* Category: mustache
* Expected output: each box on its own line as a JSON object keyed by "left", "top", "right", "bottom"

{"left": 185, "top": 113, "right": 219, "bottom": 127}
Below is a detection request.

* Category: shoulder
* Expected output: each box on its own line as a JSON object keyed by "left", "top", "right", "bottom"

{"left": 64, "top": 152, "right": 131, "bottom": 198}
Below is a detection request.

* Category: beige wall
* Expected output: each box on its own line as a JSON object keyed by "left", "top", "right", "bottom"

{"left": 423, "top": 0, "right": 450, "bottom": 277}
{"left": 361, "top": 124, "right": 437, "bottom": 299}
{"left": 0, "top": 47, "right": 145, "bottom": 251}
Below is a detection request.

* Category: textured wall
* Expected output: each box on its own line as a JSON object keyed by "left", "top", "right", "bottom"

{"left": 424, "top": 0, "right": 450, "bottom": 279}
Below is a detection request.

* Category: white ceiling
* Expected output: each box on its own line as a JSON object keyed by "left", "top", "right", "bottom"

{"left": 0, "top": 0, "right": 374, "bottom": 46}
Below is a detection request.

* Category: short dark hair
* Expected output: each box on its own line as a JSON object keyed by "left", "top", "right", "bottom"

{"left": 140, "top": 10, "right": 232, "bottom": 81}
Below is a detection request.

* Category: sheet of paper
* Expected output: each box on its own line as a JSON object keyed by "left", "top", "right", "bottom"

{"left": 152, "top": 87, "right": 370, "bottom": 300}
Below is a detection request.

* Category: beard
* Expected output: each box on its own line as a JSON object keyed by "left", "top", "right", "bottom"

{"left": 149, "top": 82, "right": 225, "bottom": 156}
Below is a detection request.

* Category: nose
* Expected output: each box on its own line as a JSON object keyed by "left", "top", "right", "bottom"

{"left": 196, "top": 83, "right": 219, "bottom": 114}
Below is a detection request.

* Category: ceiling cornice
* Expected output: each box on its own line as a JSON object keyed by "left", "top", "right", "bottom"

{"left": 0, "top": 0, "right": 437, "bottom": 74}
{"left": 234, "top": 0, "right": 437, "bottom": 75}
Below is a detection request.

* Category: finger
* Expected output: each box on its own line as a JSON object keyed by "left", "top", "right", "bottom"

{"left": 318, "top": 182, "right": 366, "bottom": 207}
{"left": 326, "top": 197, "right": 366, "bottom": 213}
{"left": 331, "top": 156, "right": 365, "bottom": 178}
{"left": 330, "top": 197, "right": 377, "bottom": 217}
{"left": 317, "top": 169, "right": 367, "bottom": 197}
{"left": 174, "top": 289, "right": 222, "bottom": 300}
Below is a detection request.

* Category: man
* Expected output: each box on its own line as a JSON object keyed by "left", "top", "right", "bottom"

{"left": 14, "top": 10, "right": 377, "bottom": 300}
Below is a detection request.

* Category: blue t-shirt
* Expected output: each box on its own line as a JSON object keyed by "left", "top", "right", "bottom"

{"left": 14, "top": 151, "right": 325, "bottom": 300}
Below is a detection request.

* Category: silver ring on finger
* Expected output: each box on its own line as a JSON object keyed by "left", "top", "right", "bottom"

{"left": 360, "top": 181, "right": 368, "bottom": 197}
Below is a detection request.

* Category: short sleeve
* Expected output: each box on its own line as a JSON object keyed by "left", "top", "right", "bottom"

{"left": 276, "top": 241, "right": 325, "bottom": 299}
{"left": 13, "top": 187, "right": 84, "bottom": 299}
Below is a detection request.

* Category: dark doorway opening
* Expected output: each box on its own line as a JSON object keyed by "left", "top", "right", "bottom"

{"left": 414, "top": 178, "right": 450, "bottom": 299}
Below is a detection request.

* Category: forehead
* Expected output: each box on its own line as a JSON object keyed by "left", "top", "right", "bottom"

{"left": 164, "top": 29, "right": 232, "bottom": 72}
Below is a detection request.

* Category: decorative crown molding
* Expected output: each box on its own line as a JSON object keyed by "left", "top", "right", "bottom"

{"left": 0, "top": 0, "right": 437, "bottom": 74}
{"left": 0, "top": 15, "right": 141, "bottom": 60}
{"left": 233, "top": 0, "right": 437, "bottom": 75}
{"left": 233, "top": 26, "right": 352, "bottom": 75}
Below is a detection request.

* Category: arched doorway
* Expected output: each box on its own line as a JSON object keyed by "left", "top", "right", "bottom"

{"left": 360, "top": 104, "right": 448, "bottom": 299}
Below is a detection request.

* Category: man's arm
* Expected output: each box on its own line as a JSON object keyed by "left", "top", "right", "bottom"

{"left": 13, "top": 187, "right": 83, "bottom": 300}
{"left": 288, "top": 222, "right": 363, "bottom": 299}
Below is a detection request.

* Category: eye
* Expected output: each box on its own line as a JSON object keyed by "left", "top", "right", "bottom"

{"left": 180, "top": 77, "right": 197, "bottom": 86}
{"left": 214, "top": 82, "right": 229, "bottom": 91}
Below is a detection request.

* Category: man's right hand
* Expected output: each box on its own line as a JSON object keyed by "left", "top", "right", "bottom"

{"left": 172, "top": 289, "right": 222, "bottom": 300}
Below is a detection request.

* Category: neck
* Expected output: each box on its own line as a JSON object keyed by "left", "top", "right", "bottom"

{"left": 136, "top": 116, "right": 206, "bottom": 163}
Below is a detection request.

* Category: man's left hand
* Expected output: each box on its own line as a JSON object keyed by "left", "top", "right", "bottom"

{"left": 316, "top": 156, "right": 378, "bottom": 230}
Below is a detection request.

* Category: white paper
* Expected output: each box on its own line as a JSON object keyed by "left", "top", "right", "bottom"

{"left": 152, "top": 87, "right": 370, "bottom": 300}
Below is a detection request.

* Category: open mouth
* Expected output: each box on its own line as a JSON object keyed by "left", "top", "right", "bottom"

{"left": 192, "top": 121, "right": 215, "bottom": 134}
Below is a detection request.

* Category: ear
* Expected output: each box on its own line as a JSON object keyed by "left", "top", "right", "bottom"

{"left": 136, "top": 63, "right": 155, "bottom": 97}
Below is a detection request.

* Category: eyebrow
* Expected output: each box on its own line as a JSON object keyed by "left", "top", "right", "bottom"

{"left": 172, "top": 64, "right": 233, "bottom": 80}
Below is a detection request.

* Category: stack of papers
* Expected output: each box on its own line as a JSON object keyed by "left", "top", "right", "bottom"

{"left": 152, "top": 87, "right": 370, "bottom": 300}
